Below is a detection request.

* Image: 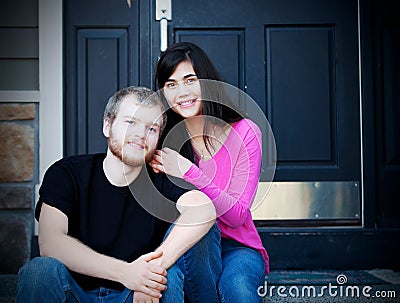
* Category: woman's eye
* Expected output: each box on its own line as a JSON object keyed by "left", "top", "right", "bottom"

{"left": 166, "top": 82, "right": 176, "bottom": 88}
{"left": 186, "top": 77, "right": 198, "bottom": 85}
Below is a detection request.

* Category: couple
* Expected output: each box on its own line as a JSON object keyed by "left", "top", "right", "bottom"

{"left": 17, "top": 42, "right": 268, "bottom": 303}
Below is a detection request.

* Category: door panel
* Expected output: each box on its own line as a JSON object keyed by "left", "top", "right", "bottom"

{"left": 175, "top": 30, "right": 245, "bottom": 89}
{"left": 64, "top": 0, "right": 139, "bottom": 155}
{"left": 373, "top": 1, "right": 400, "bottom": 227}
{"left": 77, "top": 29, "right": 130, "bottom": 153}
{"left": 267, "top": 26, "right": 335, "bottom": 164}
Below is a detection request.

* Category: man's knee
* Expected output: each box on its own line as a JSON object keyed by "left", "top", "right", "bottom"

{"left": 18, "top": 257, "right": 66, "bottom": 286}
{"left": 17, "top": 257, "right": 70, "bottom": 303}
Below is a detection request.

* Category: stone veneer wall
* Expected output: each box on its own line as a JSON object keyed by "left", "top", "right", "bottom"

{"left": 0, "top": 103, "right": 38, "bottom": 274}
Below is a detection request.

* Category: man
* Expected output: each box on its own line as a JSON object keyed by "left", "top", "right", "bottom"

{"left": 16, "top": 86, "right": 221, "bottom": 303}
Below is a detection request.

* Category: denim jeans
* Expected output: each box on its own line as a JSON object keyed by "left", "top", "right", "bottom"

{"left": 16, "top": 256, "right": 133, "bottom": 303}
{"left": 217, "top": 238, "right": 266, "bottom": 303}
{"left": 16, "top": 225, "right": 221, "bottom": 303}
{"left": 160, "top": 224, "right": 222, "bottom": 303}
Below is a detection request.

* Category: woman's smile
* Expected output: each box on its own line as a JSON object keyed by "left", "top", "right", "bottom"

{"left": 177, "top": 99, "right": 197, "bottom": 108}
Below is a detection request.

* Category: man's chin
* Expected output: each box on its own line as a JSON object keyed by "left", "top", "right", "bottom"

{"left": 121, "top": 157, "right": 146, "bottom": 167}
{"left": 119, "top": 147, "right": 155, "bottom": 167}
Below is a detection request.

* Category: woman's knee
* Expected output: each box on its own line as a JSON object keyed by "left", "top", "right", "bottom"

{"left": 166, "top": 263, "right": 184, "bottom": 284}
{"left": 218, "top": 273, "right": 264, "bottom": 303}
{"left": 192, "top": 224, "right": 221, "bottom": 253}
{"left": 218, "top": 248, "right": 265, "bottom": 302}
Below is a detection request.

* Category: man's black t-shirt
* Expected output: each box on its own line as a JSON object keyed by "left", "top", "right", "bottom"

{"left": 35, "top": 153, "right": 188, "bottom": 290}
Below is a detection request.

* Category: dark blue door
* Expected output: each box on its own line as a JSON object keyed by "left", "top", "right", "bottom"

{"left": 151, "top": 0, "right": 361, "bottom": 224}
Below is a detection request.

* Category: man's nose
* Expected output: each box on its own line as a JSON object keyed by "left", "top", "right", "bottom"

{"left": 131, "top": 123, "right": 146, "bottom": 138}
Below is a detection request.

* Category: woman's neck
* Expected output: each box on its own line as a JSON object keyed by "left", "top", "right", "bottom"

{"left": 184, "top": 116, "right": 205, "bottom": 138}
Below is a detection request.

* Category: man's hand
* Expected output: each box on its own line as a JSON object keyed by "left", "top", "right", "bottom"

{"left": 119, "top": 251, "right": 167, "bottom": 298}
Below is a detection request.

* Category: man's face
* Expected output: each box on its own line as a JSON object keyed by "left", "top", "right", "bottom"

{"left": 104, "top": 95, "right": 163, "bottom": 167}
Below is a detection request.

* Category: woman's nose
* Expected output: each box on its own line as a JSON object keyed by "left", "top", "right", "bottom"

{"left": 177, "top": 81, "right": 190, "bottom": 97}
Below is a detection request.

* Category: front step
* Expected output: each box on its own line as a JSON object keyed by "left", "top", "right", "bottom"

{"left": 1, "top": 270, "right": 399, "bottom": 302}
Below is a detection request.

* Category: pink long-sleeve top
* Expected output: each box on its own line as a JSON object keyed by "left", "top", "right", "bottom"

{"left": 183, "top": 118, "right": 269, "bottom": 273}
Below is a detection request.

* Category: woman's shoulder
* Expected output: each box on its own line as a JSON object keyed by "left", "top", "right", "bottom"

{"left": 232, "top": 118, "right": 262, "bottom": 136}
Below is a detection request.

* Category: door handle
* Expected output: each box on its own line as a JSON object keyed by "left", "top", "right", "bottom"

{"left": 156, "top": 0, "right": 172, "bottom": 52}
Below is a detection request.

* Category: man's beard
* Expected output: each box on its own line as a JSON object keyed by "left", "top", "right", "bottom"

{"left": 108, "top": 135, "right": 155, "bottom": 167}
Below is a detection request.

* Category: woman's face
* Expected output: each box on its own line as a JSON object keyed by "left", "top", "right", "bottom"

{"left": 162, "top": 61, "right": 202, "bottom": 118}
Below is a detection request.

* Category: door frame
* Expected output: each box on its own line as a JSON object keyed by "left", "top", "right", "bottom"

{"left": 38, "top": 0, "right": 63, "bottom": 182}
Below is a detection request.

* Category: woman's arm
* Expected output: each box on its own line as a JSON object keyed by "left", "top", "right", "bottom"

{"left": 152, "top": 190, "right": 216, "bottom": 269}
{"left": 183, "top": 128, "right": 261, "bottom": 228}
{"left": 151, "top": 123, "right": 262, "bottom": 229}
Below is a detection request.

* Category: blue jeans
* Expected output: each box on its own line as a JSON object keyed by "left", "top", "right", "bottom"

{"left": 161, "top": 224, "right": 221, "bottom": 303}
{"left": 16, "top": 225, "right": 221, "bottom": 303}
{"left": 16, "top": 256, "right": 133, "bottom": 303}
{"left": 217, "top": 238, "right": 266, "bottom": 303}
{"left": 16, "top": 257, "right": 133, "bottom": 303}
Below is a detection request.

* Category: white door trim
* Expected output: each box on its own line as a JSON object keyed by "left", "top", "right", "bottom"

{"left": 36, "top": 0, "right": 63, "bottom": 234}
{"left": 38, "top": 0, "right": 63, "bottom": 181}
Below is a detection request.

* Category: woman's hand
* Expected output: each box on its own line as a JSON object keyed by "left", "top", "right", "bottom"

{"left": 133, "top": 291, "right": 160, "bottom": 303}
{"left": 119, "top": 251, "right": 167, "bottom": 298}
{"left": 150, "top": 148, "right": 192, "bottom": 178}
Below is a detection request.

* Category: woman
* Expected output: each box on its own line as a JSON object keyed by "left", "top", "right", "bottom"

{"left": 151, "top": 42, "right": 268, "bottom": 303}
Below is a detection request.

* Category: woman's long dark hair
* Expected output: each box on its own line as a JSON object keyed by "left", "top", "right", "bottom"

{"left": 154, "top": 42, "right": 244, "bottom": 162}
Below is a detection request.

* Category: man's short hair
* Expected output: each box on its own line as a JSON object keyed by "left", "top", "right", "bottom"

{"left": 104, "top": 86, "right": 167, "bottom": 135}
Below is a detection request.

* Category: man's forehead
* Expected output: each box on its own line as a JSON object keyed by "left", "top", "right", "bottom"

{"left": 119, "top": 97, "right": 163, "bottom": 123}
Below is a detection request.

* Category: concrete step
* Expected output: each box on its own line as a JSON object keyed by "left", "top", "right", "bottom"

{"left": 262, "top": 269, "right": 400, "bottom": 302}
{"left": 1, "top": 270, "right": 399, "bottom": 302}
{"left": 0, "top": 275, "right": 17, "bottom": 303}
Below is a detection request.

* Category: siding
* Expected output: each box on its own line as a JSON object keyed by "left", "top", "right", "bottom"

{"left": 0, "top": 0, "right": 39, "bottom": 90}
{"left": 0, "top": 0, "right": 39, "bottom": 275}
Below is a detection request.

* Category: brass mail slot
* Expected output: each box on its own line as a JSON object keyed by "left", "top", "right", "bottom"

{"left": 251, "top": 181, "right": 360, "bottom": 220}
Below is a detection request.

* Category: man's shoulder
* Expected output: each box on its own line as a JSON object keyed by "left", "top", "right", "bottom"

{"left": 147, "top": 165, "right": 193, "bottom": 199}
{"left": 55, "top": 153, "right": 105, "bottom": 166}
{"left": 49, "top": 153, "right": 105, "bottom": 176}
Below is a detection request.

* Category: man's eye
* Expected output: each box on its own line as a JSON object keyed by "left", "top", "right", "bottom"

{"left": 148, "top": 127, "right": 158, "bottom": 133}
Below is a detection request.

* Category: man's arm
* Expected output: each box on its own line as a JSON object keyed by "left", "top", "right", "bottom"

{"left": 152, "top": 190, "right": 217, "bottom": 269}
{"left": 38, "top": 203, "right": 167, "bottom": 298}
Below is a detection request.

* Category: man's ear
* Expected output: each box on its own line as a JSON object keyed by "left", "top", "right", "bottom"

{"left": 103, "top": 118, "right": 111, "bottom": 138}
